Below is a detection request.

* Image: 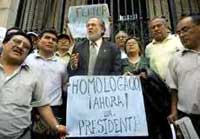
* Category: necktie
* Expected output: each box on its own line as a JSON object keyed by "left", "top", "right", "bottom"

{"left": 88, "top": 42, "right": 98, "bottom": 75}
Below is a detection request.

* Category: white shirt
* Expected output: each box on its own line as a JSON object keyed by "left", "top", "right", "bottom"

{"left": 145, "top": 34, "right": 183, "bottom": 80}
{"left": 25, "top": 52, "right": 68, "bottom": 106}
{"left": 121, "top": 50, "right": 128, "bottom": 59}
{"left": 166, "top": 49, "right": 200, "bottom": 114}
{"left": 89, "top": 37, "right": 103, "bottom": 54}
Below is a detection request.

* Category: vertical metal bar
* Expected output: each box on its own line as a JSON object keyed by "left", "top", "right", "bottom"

{"left": 60, "top": 0, "right": 66, "bottom": 33}
{"left": 98, "top": 0, "right": 100, "bottom": 3}
{"left": 152, "top": 0, "right": 157, "bottom": 16}
{"left": 145, "top": 0, "right": 150, "bottom": 43}
{"left": 25, "top": 0, "right": 32, "bottom": 31}
{"left": 124, "top": 0, "right": 128, "bottom": 32}
{"left": 131, "top": 0, "right": 134, "bottom": 16}
{"left": 104, "top": 0, "right": 106, "bottom": 3}
{"left": 179, "top": 0, "right": 184, "bottom": 15}
{"left": 117, "top": 0, "right": 120, "bottom": 18}
{"left": 131, "top": 0, "right": 135, "bottom": 35}
{"left": 187, "top": 0, "right": 193, "bottom": 14}
{"left": 52, "top": 0, "right": 58, "bottom": 28}
{"left": 138, "top": 0, "right": 144, "bottom": 46}
{"left": 159, "top": 0, "right": 164, "bottom": 15}
{"left": 41, "top": 0, "right": 48, "bottom": 30}
{"left": 124, "top": 0, "right": 127, "bottom": 15}
{"left": 110, "top": 0, "right": 114, "bottom": 41}
{"left": 167, "top": 0, "right": 177, "bottom": 33}
{"left": 15, "top": 0, "right": 27, "bottom": 27}
{"left": 31, "top": 0, "right": 38, "bottom": 31}
{"left": 33, "top": 0, "right": 39, "bottom": 32}
{"left": 145, "top": 0, "right": 150, "bottom": 18}
{"left": 197, "top": 0, "right": 200, "bottom": 12}
{"left": 117, "top": 0, "right": 120, "bottom": 31}
{"left": 91, "top": 0, "right": 94, "bottom": 4}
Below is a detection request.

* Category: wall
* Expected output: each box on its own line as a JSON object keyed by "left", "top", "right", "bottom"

{"left": 0, "top": 0, "right": 20, "bottom": 28}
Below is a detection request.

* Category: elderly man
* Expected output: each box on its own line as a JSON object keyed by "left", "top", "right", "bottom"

{"left": 0, "top": 32, "right": 67, "bottom": 139}
{"left": 166, "top": 15, "right": 200, "bottom": 136}
{"left": 69, "top": 17, "right": 121, "bottom": 76}
{"left": 145, "top": 17, "right": 183, "bottom": 80}
{"left": 115, "top": 30, "right": 128, "bottom": 59}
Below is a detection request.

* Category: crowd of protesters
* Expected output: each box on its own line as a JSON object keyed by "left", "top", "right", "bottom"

{"left": 0, "top": 15, "right": 199, "bottom": 139}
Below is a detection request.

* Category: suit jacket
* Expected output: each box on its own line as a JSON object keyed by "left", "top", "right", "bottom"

{"left": 68, "top": 39, "right": 122, "bottom": 76}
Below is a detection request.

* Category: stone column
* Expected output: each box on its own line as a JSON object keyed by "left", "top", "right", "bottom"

{"left": 0, "top": 0, "right": 20, "bottom": 28}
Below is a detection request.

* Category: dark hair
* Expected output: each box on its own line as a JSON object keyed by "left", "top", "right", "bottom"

{"left": 38, "top": 29, "right": 58, "bottom": 40}
{"left": 124, "top": 36, "right": 143, "bottom": 56}
{"left": 5, "top": 27, "right": 22, "bottom": 36}
{"left": 58, "top": 34, "right": 70, "bottom": 41}
{"left": 2, "top": 31, "right": 33, "bottom": 54}
{"left": 191, "top": 15, "right": 200, "bottom": 25}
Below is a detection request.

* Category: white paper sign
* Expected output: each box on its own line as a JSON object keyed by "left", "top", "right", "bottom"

{"left": 67, "top": 76, "right": 148, "bottom": 137}
{"left": 0, "top": 27, "right": 6, "bottom": 42}
{"left": 68, "top": 4, "right": 110, "bottom": 38}
{"left": 175, "top": 117, "right": 199, "bottom": 139}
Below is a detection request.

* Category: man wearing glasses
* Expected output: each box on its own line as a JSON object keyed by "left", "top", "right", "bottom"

{"left": 0, "top": 32, "right": 67, "bottom": 139}
{"left": 167, "top": 15, "right": 200, "bottom": 136}
{"left": 145, "top": 17, "right": 183, "bottom": 80}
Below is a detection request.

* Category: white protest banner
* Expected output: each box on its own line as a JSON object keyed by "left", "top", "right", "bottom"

{"left": 0, "top": 27, "right": 6, "bottom": 42}
{"left": 68, "top": 4, "right": 110, "bottom": 38}
{"left": 67, "top": 76, "right": 148, "bottom": 137}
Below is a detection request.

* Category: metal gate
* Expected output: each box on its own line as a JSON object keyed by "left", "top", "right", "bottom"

{"left": 16, "top": 0, "right": 200, "bottom": 45}
{"left": 87, "top": 0, "right": 200, "bottom": 45}
{"left": 87, "top": 0, "right": 149, "bottom": 45}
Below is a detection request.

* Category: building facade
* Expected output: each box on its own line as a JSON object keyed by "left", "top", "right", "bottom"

{"left": 0, "top": 0, "right": 199, "bottom": 44}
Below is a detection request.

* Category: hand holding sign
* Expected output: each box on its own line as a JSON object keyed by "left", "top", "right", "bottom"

{"left": 68, "top": 4, "right": 110, "bottom": 38}
{"left": 67, "top": 76, "right": 148, "bottom": 137}
{"left": 70, "top": 53, "right": 79, "bottom": 70}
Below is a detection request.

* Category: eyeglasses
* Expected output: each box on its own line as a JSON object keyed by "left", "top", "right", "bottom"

{"left": 58, "top": 40, "right": 70, "bottom": 44}
{"left": 116, "top": 36, "right": 127, "bottom": 40}
{"left": 176, "top": 25, "right": 196, "bottom": 35}
{"left": 11, "top": 38, "right": 31, "bottom": 52}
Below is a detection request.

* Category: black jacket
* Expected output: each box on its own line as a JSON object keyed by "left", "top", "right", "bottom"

{"left": 133, "top": 68, "right": 172, "bottom": 139}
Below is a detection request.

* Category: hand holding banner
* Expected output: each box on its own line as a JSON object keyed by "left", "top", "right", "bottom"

{"left": 67, "top": 76, "right": 148, "bottom": 137}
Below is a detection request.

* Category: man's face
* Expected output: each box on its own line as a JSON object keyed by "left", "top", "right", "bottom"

{"left": 86, "top": 18, "right": 103, "bottom": 41}
{"left": 115, "top": 32, "right": 128, "bottom": 50}
{"left": 149, "top": 18, "right": 168, "bottom": 42}
{"left": 176, "top": 17, "right": 200, "bottom": 50}
{"left": 57, "top": 38, "right": 70, "bottom": 51}
{"left": 38, "top": 33, "right": 57, "bottom": 53}
{"left": 2, "top": 35, "right": 31, "bottom": 64}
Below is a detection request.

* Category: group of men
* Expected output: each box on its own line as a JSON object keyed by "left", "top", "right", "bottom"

{"left": 0, "top": 14, "right": 199, "bottom": 139}
{"left": 0, "top": 31, "right": 66, "bottom": 139}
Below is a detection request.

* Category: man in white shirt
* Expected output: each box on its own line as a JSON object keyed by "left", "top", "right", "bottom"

{"left": 0, "top": 31, "right": 67, "bottom": 139}
{"left": 115, "top": 30, "right": 128, "bottom": 59}
{"left": 166, "top": 15, "right": 200, "bottom": 137}
{"left": 145, "top": 17, "right": 183, "bottom": 80}
{"left": 25, "top": 30, "right": 68, "bottom": 138}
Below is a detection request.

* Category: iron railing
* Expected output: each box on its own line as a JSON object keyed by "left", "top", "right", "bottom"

{"left": 16, "top": 0, "right": 200, "bottom": 45}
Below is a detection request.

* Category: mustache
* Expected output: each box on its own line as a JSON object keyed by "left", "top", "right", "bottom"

{"left": 12, "top": 46, "right": 24, "bottom": 55}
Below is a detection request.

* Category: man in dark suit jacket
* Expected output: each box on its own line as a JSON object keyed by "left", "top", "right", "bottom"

{"left": 68, "top": 17, "right": 121, "bottom": 76}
